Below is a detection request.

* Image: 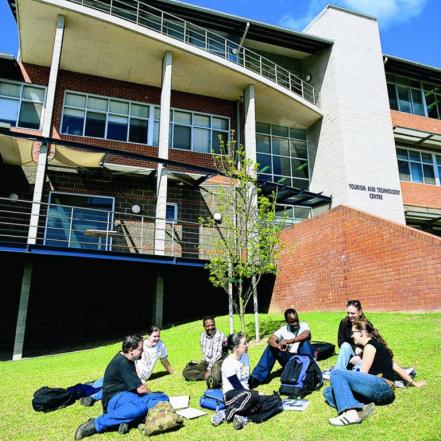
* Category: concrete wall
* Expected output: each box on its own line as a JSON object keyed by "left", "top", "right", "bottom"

{"left": 271, "top": 205, "right": 441, "bottom": 312}
{"left": 304, "top": 7, "right": 405, "bottom": 223}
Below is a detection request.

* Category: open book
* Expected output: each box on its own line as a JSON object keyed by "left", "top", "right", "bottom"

{"left": 176, "top": 408, "right": 207, "bottom": 419}
{"left": 281, "top": 399, "right": 310, "bottom": 411}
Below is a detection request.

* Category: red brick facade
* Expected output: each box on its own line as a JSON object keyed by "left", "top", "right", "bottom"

{"left": 271, "top": 205, "right": 441, "bottom": 312}
{"left": 401, "top": 181, "right": 441, "bottom": 210}
{"left": 391, "top": 110, "right": 441, "bottom": 135}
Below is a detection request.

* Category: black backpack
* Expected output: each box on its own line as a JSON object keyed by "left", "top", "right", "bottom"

{"left": 32, "top": 386, "right": 76, "bottom": 412}
{"left": 279, "top": 355, "right": 323, "bottom": 399}
{"left": 311, "top": 341, "right": 336, "bottom": 361}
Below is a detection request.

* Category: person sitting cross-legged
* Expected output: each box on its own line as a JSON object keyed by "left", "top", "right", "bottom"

{"left": 248, "top": 308, "right": 314, "bottom": 388}
{"left": 74, "top": 335, "right": 169, "bottom": 440}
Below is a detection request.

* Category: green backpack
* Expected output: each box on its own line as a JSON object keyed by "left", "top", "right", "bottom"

{"left": 139, "top": 401, "right": 184, "bottom": 436}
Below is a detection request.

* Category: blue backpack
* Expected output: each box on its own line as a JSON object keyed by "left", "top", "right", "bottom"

{"left": 199, "top": 388, "right": 226, "bottom": 411}
{"left": 279, "top": 355, "right": 323, "bottom": 398}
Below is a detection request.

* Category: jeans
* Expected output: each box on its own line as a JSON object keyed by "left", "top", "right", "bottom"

{"left": 91, "top": 378, "right": 103, "bottom": 401}
{"left": 335, "top": 342, "right": 362, "bottom": 371}
{"left": 323, "top": 369, "right": 395, "bottom": 414}
{"left": 94, "top": 391, "right": 168, "bottom": 432}
{"left": 250, "top": 340, "right": 315, "bottom": 383}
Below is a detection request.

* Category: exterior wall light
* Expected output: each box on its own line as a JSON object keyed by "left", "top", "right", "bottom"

{"left": 305, "top": 73, "right": 312, "bottom": 82}
{"left": 8, "top": 193, "right": 19, "bottom": 202}
{"left": 213, "top": 212, "right": 222, "bottom": 224}
{"left": 131, "top": 204, "right": 141, "bottom": 214}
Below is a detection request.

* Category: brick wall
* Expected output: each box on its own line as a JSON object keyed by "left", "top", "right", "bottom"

{"left": 271, "top": 205, "right": 441, "bottom": 312}
{"left": 401, "top": 181, "right": 441, "bottom": 210}
{"left": 391, "top": 110, "right": 441, "bottom": 134}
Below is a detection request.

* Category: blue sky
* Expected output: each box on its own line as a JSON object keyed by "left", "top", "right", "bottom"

{"left": 0, "top": 0, "right": 440, "bottom": 67}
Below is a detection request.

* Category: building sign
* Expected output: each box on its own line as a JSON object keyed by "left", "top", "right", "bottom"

{"left": 348, "top": 183, "right": 401, "bottom": 200}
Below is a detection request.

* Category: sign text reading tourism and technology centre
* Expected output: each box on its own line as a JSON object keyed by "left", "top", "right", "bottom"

{"left": 348, "top": 183, "right": 401, "bottom": 200}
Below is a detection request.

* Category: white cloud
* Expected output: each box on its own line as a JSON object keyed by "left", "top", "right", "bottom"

{"left": 278, "top": 0, "right": 427, "bottom": 31}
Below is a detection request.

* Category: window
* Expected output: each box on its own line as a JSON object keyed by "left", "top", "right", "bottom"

{"left": 61, "top": 91, "right": 155, "bottom": 145}
{"left": 166, "top": 203, "right": 178, "bottom": 223}
{"left": 0, "top": 79, "right": 46, "bottom": 129}
{"left": 44, "top": 192, "right": 115, "bottom": 251}
{"left": 397, "top": 147, "right": 441, "bottom": 186}
{"left": 256, "top": 122, "right": 309, "bottom": 189}
{"left": 387, "top": 74, "right": 441, "bottom": 120}
{"left": 275, "top": 204, "right": 311, "bottom": 225}
{"left": 170, "top": 109, "right": 229, "bottom": 153}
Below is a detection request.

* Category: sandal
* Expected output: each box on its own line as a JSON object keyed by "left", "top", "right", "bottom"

{"left": 329, "top": 415, "right": 362, "bottom": 426}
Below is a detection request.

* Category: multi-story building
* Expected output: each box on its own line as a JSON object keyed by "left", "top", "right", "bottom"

{"left": 1, "top": 0, "right": 440, "bottom": 360}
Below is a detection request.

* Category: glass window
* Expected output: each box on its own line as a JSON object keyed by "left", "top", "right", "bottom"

{"left": 194, "top": 114, "right": 210, "bottom": 127}
{"left": 397, "top": 147, "right": 440, "bottom": 186}
{"left": 87, "top": 96, "right": 108, "bottom": 111}
{"left": 272, "top": 137, "right": 290, "bottom": 156}
{"left": 129, "top": 118, "right": 148, "bottom": 144}
{"left": 0, "top": 80, "right": 46, "bottom": 129}
{"left": 387, "top": 83, "right": 398, "bottom": 110}
{"left": 397, "top": 85, "right": 412, "bottom": 113}
{"left": 273, "top": 156, "right": 291, "bottom": 176}
{"left": 256, "top": 154, "right": 272, "bottom": 174}
{"left": 193, "top": 128, "right": 210, "bottom": 152}
{"left": 410, "top": 162, "right": 423, "bottom": 183}
{"left": 291, "top": 159, "right": 309, "bottom": 179}
{"left": 109, "top": 100, "right": 129, "bottom": 115}
{"left": 174, "top": 111, "right": 191, "bottom": 125}
{"left": 62, "top": 108, "right": 85, "bottom": 135}
{"left": 398, "top": 160, "right": 411, "bottom": 181}
{"left": 107, "top": 114, "right": 128, "bottom": 141}
{"left": 18, "top": 101, "right": 42, "bottom": 129}
{"left": 212, "top": 130, "right": 228, "bottom": 154}
{"left": 256, "top": 122, "right": 270, "bottom": 134}
{"left": 289, "top": 128, "right": 307, "bottom": 140}
{"left": 166, "top": 203, "right": 177, "bottom": 222}
{"left": 290, "top": 141, "right": 307, "bottom": 159}
{"left": 410, "top": 89, "right": 425, "bottom": 116}
{"left": 85, "top": 111, "right": 106, "bottom": 138}
{"left": 0, "top": 97, "right": 19, "bottom": 125}
{"left": 173, "top": 125, "right": 191, "bottom": 149}
{"left": 272, "top": 125, "right": 289, "bottom": 137}
{"left": 130, "top": 103, "right": 149, "bottom": 118}
{"left": 256, "top": 134, "right": 271, "bottom": 153}
{"left": 65, "top": 92, "right": 86, "bottom": 108}
{"left": 423, "top": 164, "right": 436, "bottom": 185}
{"left": 212, "top": 117, "right": 229, "bottom": 130}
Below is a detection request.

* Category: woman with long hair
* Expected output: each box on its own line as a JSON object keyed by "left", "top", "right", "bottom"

{"left": 325, "top": 320, "right": 425, "bottom": 426}
{"left": 211, "top": 333, "right": 281, "bottom": 430}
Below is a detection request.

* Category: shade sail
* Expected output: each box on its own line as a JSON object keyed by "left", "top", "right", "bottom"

{"left": 0, "top": 134, "right": 104, "bottom": 168}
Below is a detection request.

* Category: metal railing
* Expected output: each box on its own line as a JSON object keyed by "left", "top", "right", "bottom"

{"left": 0, "top": 197, "right": 223, "bottom": 260}
{"left": 67, "top": 0, "right": 319, "bottom": 105}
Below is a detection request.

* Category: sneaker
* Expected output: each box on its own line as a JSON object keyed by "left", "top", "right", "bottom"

{"left": 74, "top": 419, "right": 97, "bottom": 440}
{"left": 211, "top": 410, "right": 226, "bottom": 426}
{"left": 357, "top": 403, "right": 375, "bottom": 421}
{"left": 232, "top": 415, "right": 247, "bottom": 430}
{"left": 118, "top": 423, "right": 129, "bottom": 435}
{"left": 79, "top": 396, "right": 95, "bottom": 407}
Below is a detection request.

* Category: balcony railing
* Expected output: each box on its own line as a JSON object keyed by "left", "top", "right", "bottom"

{"left": 67, "top": 0, "right": 319, "bottom": 105}
{"left": 0, "top": 197, "right": 223, "bottom": 260}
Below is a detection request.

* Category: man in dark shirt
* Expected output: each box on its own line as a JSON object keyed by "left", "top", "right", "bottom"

{"left": 75, "top": 335, "right": 168, "bottom": 440}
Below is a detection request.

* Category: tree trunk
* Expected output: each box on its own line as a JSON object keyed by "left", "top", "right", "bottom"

{"left": 252, "top": 275, "right": 260, "bottom": 342}
{"left": 238, "top": 279, "right": 246, "bottom": 335}
{"left": 228, "top": 280, "right": 234, "bottom": 335}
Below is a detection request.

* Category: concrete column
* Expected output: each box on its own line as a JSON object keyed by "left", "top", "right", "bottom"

{"left": 28, "top": 15, "right": 65, "bottom": 244}
{"left": 154, "top": 51, "right": 173, "bottom": 255}
{"left": 152, "top": 274, "right": 164, "bottom": 327}
{"left": 13, "top": 261, "right": 33, "bottom": 360}
{"left": 244, "top": 84, "right": 257, "bottom": 177}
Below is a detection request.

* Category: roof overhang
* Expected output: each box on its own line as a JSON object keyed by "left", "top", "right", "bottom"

{"left": 393, "top": 126, "right": 441, "bottom": 149}
{"left": 405, "top": 207, "right": 441, "bottom": 226}
{"left": 14, "top": 0, "right": 322, "bottom": 127}
{"left": 384, "top": 55, "right": 441, "bottom": 84}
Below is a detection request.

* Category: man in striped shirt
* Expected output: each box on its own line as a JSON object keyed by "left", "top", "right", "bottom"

{"left": 183, "top": 316, "right": 226, "bottom": 388}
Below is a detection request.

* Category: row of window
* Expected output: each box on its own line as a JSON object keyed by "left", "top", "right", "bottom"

{"left": 0, "top": 80, "right": 46, "bottom": 129}
{"left": 387, "top": 74, "right": 441, "bottom": 120}
{"left": 256, "top": 122, "right": 309, "bottom": 189}
{"left": 397, "top": 147, "right": 441, "bottom": 186}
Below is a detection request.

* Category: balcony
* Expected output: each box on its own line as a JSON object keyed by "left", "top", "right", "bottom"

{"left": 0, "top": 196, "right": 222, "bottom": 262}
{"left": 15, "top": 0, "right": 323, "bottom": 127}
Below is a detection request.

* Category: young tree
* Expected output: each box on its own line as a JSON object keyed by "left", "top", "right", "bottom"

{"left": 202, "top": 138, "right": 282, "bottom": 337}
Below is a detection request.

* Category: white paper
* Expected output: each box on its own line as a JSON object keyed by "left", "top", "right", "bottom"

{"left": 281, "top": 399, "right": 310, "bottom": 411}
{"left": 176, "top": 407, "right": 207, "bottom": 419}
{"left": 169, "top": 395, "right": 190, "bottom": 410}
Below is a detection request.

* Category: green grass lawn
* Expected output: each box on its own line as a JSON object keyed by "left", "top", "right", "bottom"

{"left": 1, "top": 312, "right": 440, "bottom": 441}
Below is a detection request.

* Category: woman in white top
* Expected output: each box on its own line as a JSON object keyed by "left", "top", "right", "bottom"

{"left": 211, "top": 333, "right": 281, "bottom": 430}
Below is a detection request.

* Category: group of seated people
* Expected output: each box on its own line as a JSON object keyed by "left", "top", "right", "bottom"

{"left": 74, "top": 302, "right": 425, "bottom": 439}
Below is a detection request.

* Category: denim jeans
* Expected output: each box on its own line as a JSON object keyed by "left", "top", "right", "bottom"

{"left": 335, "top": 342, "right": 362, "bottom": 371}
{"left": 94, "top": 391, "right": 168, "bottom": 432}
{"left": 323, "top": 369, "right": 395, "bottom": 414}
{"left": 250, "top": 340, "right": 315, "bottom": 383}
{"left": 91, "top": 378, "right": 103, "bottom": 401}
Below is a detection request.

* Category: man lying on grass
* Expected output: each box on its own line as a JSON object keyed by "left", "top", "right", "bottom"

{"left": 75, "top": 335, "right": 169, "bottom": 440}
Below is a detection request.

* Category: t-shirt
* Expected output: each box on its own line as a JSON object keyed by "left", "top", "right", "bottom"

{"left": 366, "top": 339, "right": 394, "bottom": 381}
{"left": 221, "top": 353, "right": 250, "bottom": 394}
{"left": 102, "top": 353, "right": 142, "bottom": 412}
{"left": 274, "top": 322, "right": 310, "bottom": 353}
{"left": 135, "top": 340, "right": 168, "bottom": 383}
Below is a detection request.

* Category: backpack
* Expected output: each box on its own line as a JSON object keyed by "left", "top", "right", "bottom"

{"left": 311, "top": 341, "right": 336, "bottom": 361}
{"left": 199, "top": 388, "right": 225, "bottom": 411}
{"left": 279, "top": 355, "right": 323, "bottom": 399}
{"left": 32, "top": 386, "right": 76, "bottom": 412}
{"left": 140, "top": 401, "right": 184, "bottom": 436}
